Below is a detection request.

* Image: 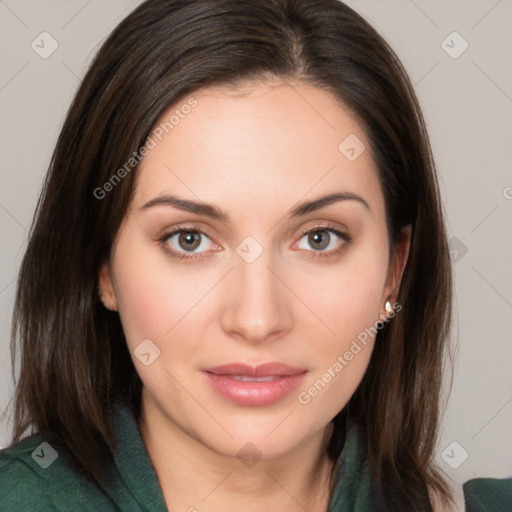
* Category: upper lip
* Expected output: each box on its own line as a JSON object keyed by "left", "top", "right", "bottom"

{"left": 204, "top": 363, "right": 306, "bottom": 377}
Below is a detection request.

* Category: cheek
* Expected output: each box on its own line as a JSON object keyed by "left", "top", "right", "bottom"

{"left": 295, "top": 242, "right": 389, "bottom": 348}
{"left": 292, "top": 238, "right": 389, "bottom": 411}
{"left": 115, "top": 272, "right": 169, "bottom": 347}
{"left": 111, "top": 233, "right": 196, "bottom": 350}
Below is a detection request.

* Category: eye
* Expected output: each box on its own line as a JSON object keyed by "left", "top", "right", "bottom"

{"left": 295, "top": 224, "right": 352, "bottom": 259}
{"left": 158, "top": 224, "right": 218, "bottom": 261}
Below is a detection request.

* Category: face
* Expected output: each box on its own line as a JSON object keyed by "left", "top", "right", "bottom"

{"left": 99, "top": 79, "right": 410, "bottom": 460}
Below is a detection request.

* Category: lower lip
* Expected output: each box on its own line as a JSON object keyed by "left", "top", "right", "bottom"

{"left": 203, "top": 371, "right": 307, "bottom": 406}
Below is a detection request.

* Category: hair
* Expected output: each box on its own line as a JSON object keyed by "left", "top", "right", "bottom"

{"left": 7, "top": 0, "right": 454, "bottom": 509}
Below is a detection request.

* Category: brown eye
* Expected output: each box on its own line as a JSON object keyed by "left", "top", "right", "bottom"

{"left": 295, "top": 225, "right": 352, "bottom": 260}
{"left": 307, "top": 230, "right": 331, "bottom": 251}
{"left": 178, "top": 231, "right": 202, "bottom": 251}
{"left": 160, "top": 226, "right": 216, "bottom": 260}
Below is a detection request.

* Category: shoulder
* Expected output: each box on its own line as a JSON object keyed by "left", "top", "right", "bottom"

{"left": 428, "top": 476, "right": 512, "bottom": 512}
{"left": 0, "top": 434, "right": 112, "bottom": 511}
{"left": 0, "top": 433, "right": 52, "bottom": 509}
{"left": 463, "top": 476, "right": 512, "bottom": 511}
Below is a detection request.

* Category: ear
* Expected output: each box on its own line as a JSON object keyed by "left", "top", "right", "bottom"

{"left": 381, "top": 224, "right": 412, "bottom": 314}
{"left": 98, "top": 260, "right": 118, "bottom": 311}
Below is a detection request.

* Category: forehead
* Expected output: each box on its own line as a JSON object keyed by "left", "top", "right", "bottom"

{"left": 131, "top": 79, "right": 384, "bottom": 219}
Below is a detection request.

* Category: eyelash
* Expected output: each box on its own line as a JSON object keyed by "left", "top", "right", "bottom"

{"left": 158, "top": 223, "right": 352, "bottom": 262}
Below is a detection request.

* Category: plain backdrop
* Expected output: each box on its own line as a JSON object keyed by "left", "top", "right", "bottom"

{"left": 0, "top": 0, "right": 511, "bottom": 490}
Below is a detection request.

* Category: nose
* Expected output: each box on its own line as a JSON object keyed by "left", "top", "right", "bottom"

{"left": 219, "top": 248, "right": 294, "bottom": 345}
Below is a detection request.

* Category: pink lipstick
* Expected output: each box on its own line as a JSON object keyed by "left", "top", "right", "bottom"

{"left": 203, "top": 362, "right": 307, "bottom": 406}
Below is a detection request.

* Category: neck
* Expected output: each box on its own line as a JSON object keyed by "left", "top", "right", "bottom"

{"left": 138, "top": 399, "right": 336, "bottom": 512}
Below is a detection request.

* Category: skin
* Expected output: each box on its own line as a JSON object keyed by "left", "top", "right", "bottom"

{"left": 99, "top": 78, "right": 411, "bottom": 512}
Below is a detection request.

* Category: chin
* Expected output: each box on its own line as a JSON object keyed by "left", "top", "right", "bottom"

{"left": 197, "top": 412, "right": 326, "bottom": 462}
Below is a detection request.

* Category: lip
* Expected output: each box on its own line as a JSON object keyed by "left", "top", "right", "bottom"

{"left": 203, "top": 362, "right": 308, "bottom": 406}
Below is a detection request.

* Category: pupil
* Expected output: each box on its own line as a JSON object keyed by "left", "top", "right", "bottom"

{"left": 310, "top": 231, "right": 329, "bottom": 250}
{"left": 180, "top": 231, "right": 200, "bottom": 251}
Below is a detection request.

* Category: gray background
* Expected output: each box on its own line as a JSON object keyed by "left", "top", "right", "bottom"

{"left": 1, "top": 0, "right": 511, "bottom": 489}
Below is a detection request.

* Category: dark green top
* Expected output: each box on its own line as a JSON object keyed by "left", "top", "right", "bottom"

{"left": 1, "top": 401, "right": 510, "bottom": 511}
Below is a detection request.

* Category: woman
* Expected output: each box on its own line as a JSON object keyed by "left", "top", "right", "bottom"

{"left": 0, "top": 0, "right": 509, "bottom": 510}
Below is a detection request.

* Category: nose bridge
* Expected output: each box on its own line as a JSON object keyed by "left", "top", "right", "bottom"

{"left": 220, "top": 236, "right": 293, "bottom": 342}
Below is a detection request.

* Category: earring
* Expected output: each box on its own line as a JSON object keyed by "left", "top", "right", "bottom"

{"left": 385, "top": 300, "right": 392, "bottom": 315}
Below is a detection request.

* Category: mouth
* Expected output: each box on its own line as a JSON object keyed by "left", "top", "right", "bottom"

{"left": 202, "top": 362, "right": 308, "bottom": 406}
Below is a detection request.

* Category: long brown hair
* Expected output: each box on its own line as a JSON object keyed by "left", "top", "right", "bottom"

{"left": 7, "top": 0, "right": 454, "bottom": 508}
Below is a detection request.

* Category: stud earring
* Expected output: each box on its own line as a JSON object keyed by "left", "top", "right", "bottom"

{"left": 385, "top": 300, "right": 392, "bottom": 315}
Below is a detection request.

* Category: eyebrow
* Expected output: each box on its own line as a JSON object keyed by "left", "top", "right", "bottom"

{"left": 140, "top": 191, "right": 370, "bottom": 222}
